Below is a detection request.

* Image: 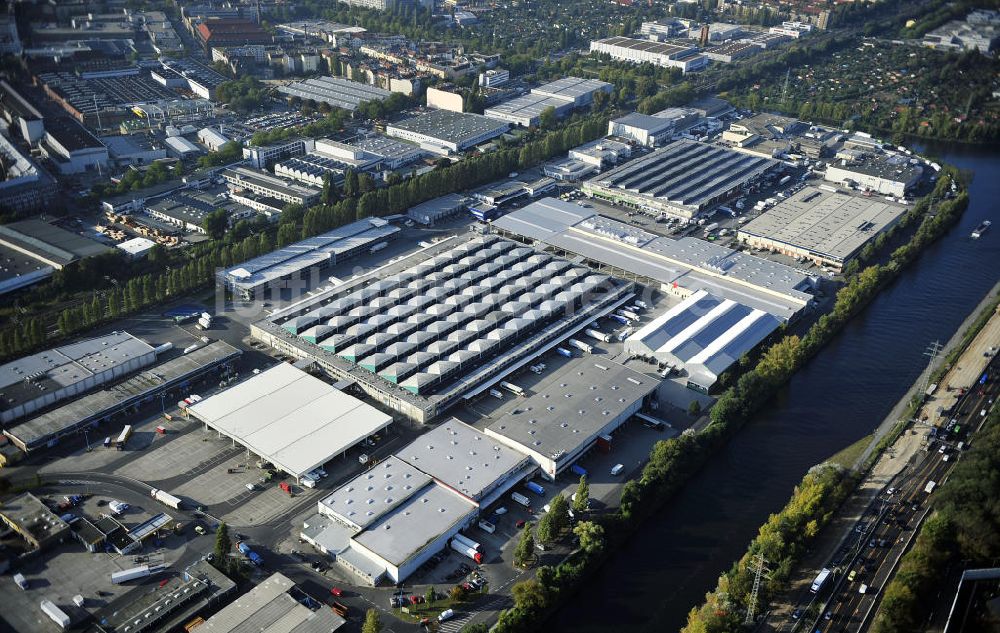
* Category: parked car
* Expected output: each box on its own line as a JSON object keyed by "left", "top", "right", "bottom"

{"left": 330, "top": 587, "right": 343, "bottom": 597}
{"left": 438, "top": 609, "right": 454, "bottom": 622}
{"left": 611, "top": 464, "right": 624, "bottom": 476}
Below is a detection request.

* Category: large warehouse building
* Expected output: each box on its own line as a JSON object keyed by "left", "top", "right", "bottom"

{"left": 4, "top": 341, "right": 241, "bottom": 452}
{"left": 624, "top": 289, "right": 781, "bottom": 391}
{"left": 824, "top": 153, "right": 923, "bottom": 197}
{"left": 218, "top": 218, "right": 400, "bottom": 300}
{"left": 252, "top": 234, "right": 636, "bottom": 422}
{"left": 492, "top": 197, "right": 814, "bottom": 321}
{"left": 737, "top": 185, "right": 909, "bottom": 270}
{"left": 277, "top": 76, "right": 391, "bottom": 111}
{"left": 302, "top": 419, "right": 534, "bottom": 584}
{"left": 188, "top": 363, "right": 393, "bottom": 481}
{"left": 484, "top": 76, "right": 612, "bottom": 127}
{"left": 485, "top": 359, "right": 657, "bottom": 478}
{"left": 0, "top": 332, "right": 158, "bottom": 425}
{"left": 590, "top": 36, "right": 709, "bottom": 73}
{"left": 582, "top": 139, "right": 780, "bottom": 219}
{"left": 386, "top": 109, "right": 509, "bottom": 154}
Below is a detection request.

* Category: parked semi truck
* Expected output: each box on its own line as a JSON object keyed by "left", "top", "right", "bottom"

{"left": 40, "top": 600, "right": 71, "bottom": 629}
{"left": 556, "top": 347, "right": 573, "bottom": 358}
{"left": 568, "top": 338, "right": 593, "bottom": 354}
{"left": 617, "top": 309, "right": 640, "bottom": 322}
{"left": 237, "top": 541, "right": 263, "bottom": 566}
{"left": 584, "top": 328, "right": 612, "bottom": 343}
{"left": 452, "top": 533, "right": 482, "bottom": 552}
{"left": 115, "top": 425, "right": 133, "bottom": 450}
{"left": 499, "top": 381, "right": 524, "bottom": 396}
{"left": 450, "top": 538, "right": 484, "bottom": 563}
{"left": 111, "top": 565, "right": 152, "bottom": 585}
{"left": 609, "top": 314, "right": 630, "bottom": 325}
{"left": 511, "top": 492, "right": 531, "bottom": 506}
{"left": 150, "top": 488, "right": 183, "bottom": 510}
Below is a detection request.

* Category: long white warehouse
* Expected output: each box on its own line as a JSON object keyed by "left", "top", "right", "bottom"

{"left": 188, "top": 363, "right": 392, "bottom": 480}
{"left": 624, "top": 289, "right": 781, "bottom": 391}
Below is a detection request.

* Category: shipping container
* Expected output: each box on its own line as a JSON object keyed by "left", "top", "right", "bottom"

{"left": 570, "top": 464, "right": 588, "bottom": 477}
{"left": 111, "top": 565, "right": 151, "bottom": 584}
{"left": 150, "top": 488, "right": 183, "bottom": 510}
{"left": 584, "top": 328, "right": 612, "bottom": 343}
{"left": 451, "top": 533, "right": 482, "bottom": 552}
{"left": 499, "top": 381, "right": 524, "bottom": 396}
{"left": 13, "top": 573, "right": 28, "bottom": 590}
{"left": 568, "top": 338, "right": 593, "bottom": 354}
{"left": 525, "top": 481, "right": 545, "bottom": 496}
{"left": 115, "top": 425, "right": 133, "bottom": 450}
{"left": 449, "top": 539, "right": 483, "bottom": 563}
{"left": 40, "top": 600, "right": 71, "bottom": 629}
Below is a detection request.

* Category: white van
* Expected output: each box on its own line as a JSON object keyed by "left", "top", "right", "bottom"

{"left": 611, "top": 464, "right": 624, "bottom": 476}
{"left": 301, "top": 477, "right": 317, "bottom": 489}
{"left": 478, "top": 520, "right": 496, "bottom": 534}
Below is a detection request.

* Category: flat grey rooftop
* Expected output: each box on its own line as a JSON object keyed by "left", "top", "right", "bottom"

{"left": 0, "top": 219, "right": 112, "bottom": 267}
{"left": 352, "top": 482, "right": 476, "bottom": 567}
{"left": 5, "top": 341, "right": 241, "bottom": 450}
{"left": 198, "top": 572, "right": 345, "bottom": 633}
{"left": 278, "top": 76, "right": 389, "bottom": 111}
{"left": 320, "top": 456, "right": 432, "bottom": 530}
{"left": 388, "top": 109, "right": 509, "bottom": 145}
{"left": 530, "top": 76, "right": 612, "bottom": 102}
{"left": 493, "top": 198, "right": 814, "bottom": 319}
{"left": 587, "top": 139, "right": 779, "bottom": 213}
{"left": 396, "top": 419, "right": 530, "bottom": 500}
{"left": 0, "top": 331, "right": 155, "bottom": 418}
{"left": 485, "top": 359, "right": 655, "bottom": 459}
{"left": 222, "top": 218, "right": 399, "bottom": 292}
{"left": 738, "top": 186, "right": 908, "bottom": 261}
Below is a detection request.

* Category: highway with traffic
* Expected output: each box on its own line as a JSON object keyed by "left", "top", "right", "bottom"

{"left": 778, "top": 356, "right": 999, "bottom": 633}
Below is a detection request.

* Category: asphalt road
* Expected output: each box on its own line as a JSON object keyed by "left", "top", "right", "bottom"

{"left": 777, "top": 358, "right": 999, "bottom": 633}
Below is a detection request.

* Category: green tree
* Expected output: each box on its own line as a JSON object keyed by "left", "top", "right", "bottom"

{"left": 462, "top": 624, "right": 489, "bottom": 633}
{"left": 573, "top": 521, "right": 605, "bottom": 555}
{"left": 547, "top": 493, "right": 570, "bottom": 535}
{"left": 511, "top": 578, "right": 546, "bottom": 614}
{"left": 536, "top": 509, "right": 556, "bottom": 545}
{"left": 539, "top": 106, "right": 558, "bottom": 129}
{"left": 425, "top": 586, "right": 436, "bottom": 604}
{"left": 449, "top": 585, "right": 465, "bottom": 601}
{"left": 214, "top": 522, "right": 232, "bottom": 564}
{"left": 688, "top": 400, "right": 702, "bottom": 417}
{"left": 361, "top": 608, "right": 382, "bottom": 633}
{"left": 202, "top": 209, "right": 229, "bottom": 240}
{"left": 513, "top": 521, "right": 535, "bottom": 568}
{"left": 572, "top": 475, "right": 590, "bottom": 514}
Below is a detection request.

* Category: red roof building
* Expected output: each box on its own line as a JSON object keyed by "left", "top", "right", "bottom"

{"left": 195, "top": 19, "right": 271, "bottom": 51}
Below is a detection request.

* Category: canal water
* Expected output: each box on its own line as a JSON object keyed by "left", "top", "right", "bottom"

{"left": 548, "top": 144, "right": 1000, "bottom": 633}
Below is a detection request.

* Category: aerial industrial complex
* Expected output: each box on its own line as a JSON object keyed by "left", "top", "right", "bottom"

{"left": 251, "top": 234, "right": 636, "bottom": 422}
{"left": 582, "top": 139, "right": 780, "bottom": 219}
{"left": 737, "top": 185, "right": 909, "bottom": 269}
